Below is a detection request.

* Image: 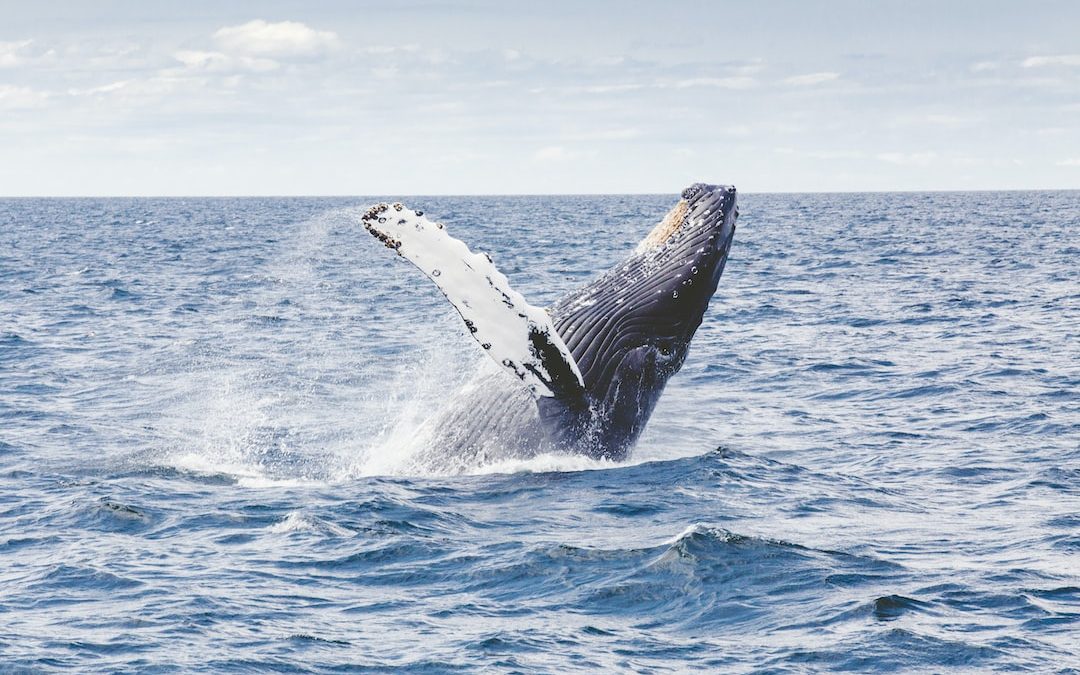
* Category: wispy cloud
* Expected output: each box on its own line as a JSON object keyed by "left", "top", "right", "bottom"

{"left": 672, "top": 77, "right": 756, "bottom": 89}
{"left": 782, "top": 72, "right": 840, "bottom": 86}
{"left": 1022, "top": 54, "right": 1080, "bottom": 68}
{"left": 0, "top": 39, "right": 34, "bottom": 68}
{"left": 569, "top": 83, "right": 645, "bottom": 94}
{"left": 534, "top": 146, "right": 580, "bottom": 161}
{"left": 564, "top": 128, "right": 641, "bottom": 141}
{"left": 2, "top": 4, "right": 1078, "bottom": 194}
{"left": 0, "top": 84, "right": 49, "bottom": 109}
{"left": 212, "top": 19, "right": 339, "bottom": 57}
{"left": 892, "top": 113, "right": 979, "bottom": 129}
{"left": 173, "top": 49, "right": 279, "bottom": 72}
{"left": 877, "top": 151, "right": 938, "bottom": 166}
{"left": 67, "top": 80, "right": 132, "bottom": 96}
{"left": 361, "top": 44, "right": 421, "bottom": 56}
{"left": 775, "top": 148, "right": 864, "bottom": 160}
{"left": 923, "top": 114, "right": 973, "bottom": 126}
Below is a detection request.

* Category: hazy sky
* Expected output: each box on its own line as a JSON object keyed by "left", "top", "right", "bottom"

{"left": 2, "top": 0, "right": 1079, "bottom": 195}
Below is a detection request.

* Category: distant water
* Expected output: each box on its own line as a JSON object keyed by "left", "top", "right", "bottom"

{"left": 1, "top": 192, "right": 1078, "bottom": 672}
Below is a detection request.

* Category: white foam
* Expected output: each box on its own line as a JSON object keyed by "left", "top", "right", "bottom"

{"left": 468, "top": 452, "right": 621, "bottom": 476}
{"left": 663, "top": 522, "right": 717, "bottom": 546}
{"left": 268, "top": 512, "right": 354, "bottom": 536}
{"left": 169, "top": 451, "right": 320, "bottom": 488}
{"left": 142, "top": 205, "right": 690, "bottom": 486}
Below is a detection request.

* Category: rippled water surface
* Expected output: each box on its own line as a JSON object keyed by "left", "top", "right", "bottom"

{"left": 1, "top": 192, "right": 1078, "bottom": 672}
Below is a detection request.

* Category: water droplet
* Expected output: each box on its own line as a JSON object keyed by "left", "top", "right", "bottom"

{"left": 672, "top": 290, "right": 679, "bottom": 299}
{"left": 431, "top": 269, "right": 441, "bottom": 277}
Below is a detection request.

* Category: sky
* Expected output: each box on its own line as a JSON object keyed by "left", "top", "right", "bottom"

{"left": 1, "top": 0, "right": 1079, "bottom": 195}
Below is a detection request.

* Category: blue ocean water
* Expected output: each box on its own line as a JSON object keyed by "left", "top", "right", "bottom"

{"left": 1, "top": 192, "right": 1078, "bottom": 672}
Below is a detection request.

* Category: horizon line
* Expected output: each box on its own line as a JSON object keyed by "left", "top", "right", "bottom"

{"left": 2, "top": 187, "right": 1078, "bottom": 199}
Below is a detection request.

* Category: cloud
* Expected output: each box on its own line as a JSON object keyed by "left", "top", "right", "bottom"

{"left": 970, "top": 61, "right": 999, "bottom": 73}
{"left": 213, "top": 19, "right": 339, "bottom": 57}
{"left": 783, "top": 71, "right": 840, "bottom": 86}
{"left": 173, "top": 49, "right": 279, "bottom": 73}
{"left": 922, "top": 113, "right": 973, "bottom": 126}
{"left": 810, "top": 150, "right": 863, "bottom": 160}
{"left": 568, "top": 83, "right": 644, "bottom": 94}
{"left": 371, "top": 65, "right": 399, "bottom": 80}
{"left": 564, "top": 128, "right": 641, "bottom": 141}
{"left": 0, "top": 84, "right": 49, "bottom": 109}
{"left": 566, "top": 71, "right": 762, "bottom": 95}
{"left": 729, "top": 59, "right": 767, "bottom": 76}
{"left": 586, "top": 55, "right": 625, "bottom": 67}
{"left": 67, "top": 80, "right": 132, "bottom": 96}
{"left": 0, "top": 39, "right": 33, "bottom": 68}
{"left": 1057, "top": 158, "right": 1080, "bottom": 167}
{"left": 1022, "top": 54, "right": 1080, "bottom": 68}
{"left": 363, "top": 44, "right": 420, "bottom": 55}
{"left": 877, "top": 152, "right": 938, "bottom": 166}
{"left": 534, "top": 146, "right": 579, "bottom": 161}
{"left": 773, "top": 147, "right": 864, "bottom": 160}
{"left": 892, "top": 113, "right": 978, "bottom": 128}
{"left": 672, "top": 77, "right": 756, "bottom": 89}
{"left": 720, "top": 125, "right": 752, "bottom": 137}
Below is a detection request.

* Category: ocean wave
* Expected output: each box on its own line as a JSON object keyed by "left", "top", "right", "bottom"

{"left": 2, "top": 193, "right": 1078, "bottom": 671}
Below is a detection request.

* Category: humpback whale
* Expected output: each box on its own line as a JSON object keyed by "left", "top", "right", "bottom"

{"left": 362, "top": 183, "right": 737, "bottom": 471}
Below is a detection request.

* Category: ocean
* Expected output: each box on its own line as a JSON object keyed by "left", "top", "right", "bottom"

{"left": 1, "top": 192, "right": 1078, "bottom": 672}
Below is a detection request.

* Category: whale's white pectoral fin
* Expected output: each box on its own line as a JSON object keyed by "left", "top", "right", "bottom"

{"left": 362, "top": 203, "right": 585, "bottom": 400}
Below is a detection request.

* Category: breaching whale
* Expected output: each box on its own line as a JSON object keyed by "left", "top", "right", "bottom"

{"left": 362, "top": 183, "right": 737, "bottom": 471}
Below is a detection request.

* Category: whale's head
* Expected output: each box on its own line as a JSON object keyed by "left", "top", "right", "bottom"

{"left": 551, "top": 183, "right": 738, "bottom": 458}
{"left": 626, "top": 183, "right": 738, "bottom": 343}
